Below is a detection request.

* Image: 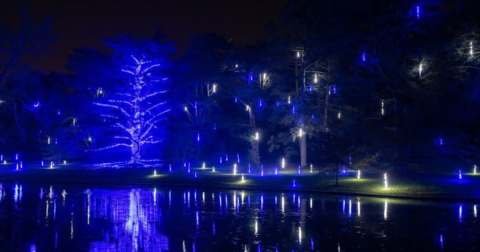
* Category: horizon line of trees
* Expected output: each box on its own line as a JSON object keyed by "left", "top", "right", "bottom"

{"left": 1, "top": 0, "right": 479, "bottom": 174}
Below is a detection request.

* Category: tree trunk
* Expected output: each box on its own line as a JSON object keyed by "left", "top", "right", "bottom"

{"left": 248, "top": 104, "right": 260, "bottom": 167}
{"left": 335, "top": 163, "right": 339, "bottom": 186}
{"left": 299, "top": 133, "right": 307, "bottom": 167}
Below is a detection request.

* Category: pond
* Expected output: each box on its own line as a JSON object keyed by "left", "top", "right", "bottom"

{"left": 0, "top": 182, "right": 478, "bottom": 251}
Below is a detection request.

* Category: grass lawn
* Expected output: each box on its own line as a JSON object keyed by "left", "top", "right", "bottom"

{"left": 0, "top": 162, "right": 479, "bottom": 201}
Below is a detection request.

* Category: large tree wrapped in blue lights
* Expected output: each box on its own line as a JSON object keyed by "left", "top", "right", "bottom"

{"left": 81, "top": 35, "right": 173, "bottom": 167}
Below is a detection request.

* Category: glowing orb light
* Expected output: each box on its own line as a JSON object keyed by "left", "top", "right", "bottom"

{"left": 153, "top": 169, "right": 157, "bottom": 176}
{"left": 459, "top": 169, "right": 462, "bottom": 180}
{"left": 194, "top": 172, "right": 197, "bottom": 178}
{"left": 474, "top": 165, "right": 477, "bottom": 174}
{"left": 310, "top": 164, "right": 313, "bottom": 173}
{"left": 470, "top": 41, "right": 474, "bottom": 56}
{"left": 169, "top": 164, "right": 172, "bottom": 172}
{"left": 275, "top": 167, "right": 278, "bottom": 175}
{"left": 357, "top": 170, "right": 361, "bottom": 179}
{"left": 41, "top": 161, "right": 44, "bottom": 166}
{"left": 233, "top": 164, "right": 237, "bottom": 175}
{"left": 255, "top": 132, "right": 259, "bottom": 141}
{"left": 15, "top": 153, "right": 18, "bottom": 160}
{"left": 3, "top": 160, "right": 6, "bottom": 165}
{"left": 298, "top": 227, "right": 302, "bottom": 244}
{"left": 0, "top": 155, "right": 2, "bottom": 161}
{"left": 293, "top": 179, "right": 296, "bottom": 187}
{"left": 384, "top": 173, "right": 388, "bottom": 189}
{"left": 16, "top": 163, "right": 19, "bottom": 171}
{"left": 281, "top": 158, "right": 285, "bottom": 169}
{"left": 63, "top": 160, "right": 67, "bottom": 165}
{"left": 241, "top": 173, "right": 245, "bottom": 182}
{"left": 248, "top": 164, "right": 251, "bottom": 173}
{"left": 297, "top": 166, "right": 301, "bottom": 174}
{"left": 50, "top": 162, "right": 54, "bottom": 169}
{"left": 212, "top": 167, "right": 216, "bottom": 172}
{"left": 202, "top": 162, "right": 206, "bottom": 169}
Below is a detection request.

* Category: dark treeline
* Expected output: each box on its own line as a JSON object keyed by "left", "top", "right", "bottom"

{"left": 1, "top": 0, "right": 479, "bottom": 172}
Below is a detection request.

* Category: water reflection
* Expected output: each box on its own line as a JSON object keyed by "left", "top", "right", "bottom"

{"left": 0, "top": 183, "right": 479, "bottom": 251}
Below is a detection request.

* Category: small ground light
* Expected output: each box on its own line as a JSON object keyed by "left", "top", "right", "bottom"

{"left": 50, "top": 161, "right": 54, "bottom": 169}
{"left": 459, "top": 169, "right": 462, "bottom": 180}
{"left": 293, "top": 179, "right": 296, "bottom": 187}
{"left": 297, "top": 166, "right": 301, "bottom": 174}
{"left": 310, "top": 164, "right": 313, "bottom": 173}
{"left": 153, "top": 170, "right": 157, "bottom": 176}
{"left": 212, "top": 167, "right": 215, "bottom": 172}
{"left": 194, "top": 172, "right": 197, "bottom": 178}
{"left": 241, "top": 174, "right": 245, "bottom": 182}
{"left": 41, "top": 161, "right": 44, "bottom": 166}
{"left": 202, "top": 162, "right": 206, "bottom": 169}
{"left": 474, "top": 165, "right": 477, "bottom": 174}
{"left": 233, "top": 164, "right": 237, "bottom": 175}
{"left": 169, "top": 164, "right": 172, "bottom": 172}
{"left": 281, "top": 158, "right": 285, "bottom": 169}
{"left": 16, "top": 163, "right": 18, "bottom": 171}
{"left": 63, "top": 160, "right": 67, "bottom": 165}
{"left": 3, "top": 160, "right": 5, "bottom": 164}
{"left": 384, "top": 173, "right": 388, "bottom": 189}
{"left": 275, "top": 167, "right": 278, "bottom": 175}
{"left": 357, "top": 170, "right": 361, "bottom": 179}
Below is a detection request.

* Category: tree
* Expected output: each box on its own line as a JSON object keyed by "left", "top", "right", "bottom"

{"left": 78, "top": 35, "right": 174, "bottom": 167}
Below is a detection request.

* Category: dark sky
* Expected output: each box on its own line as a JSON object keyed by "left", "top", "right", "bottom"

{"left": 3, "top": 0, "right": 288, "bottom": 73}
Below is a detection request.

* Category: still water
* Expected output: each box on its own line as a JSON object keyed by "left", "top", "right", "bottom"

{"left": 0, "top": 182, "right": 478, "bottom": 252}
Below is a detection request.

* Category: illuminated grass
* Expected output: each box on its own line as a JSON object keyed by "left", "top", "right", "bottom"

{"left": 2, "top": 163, "right": 480, "bottom": 200}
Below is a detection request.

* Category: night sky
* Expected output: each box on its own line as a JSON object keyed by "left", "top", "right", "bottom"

{"left": 3, "top": 0, "right": 287, "bottom": 73}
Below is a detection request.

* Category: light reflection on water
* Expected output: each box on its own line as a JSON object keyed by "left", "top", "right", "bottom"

{"left": 0, "top": 183, "right": 478, "bottom": 251}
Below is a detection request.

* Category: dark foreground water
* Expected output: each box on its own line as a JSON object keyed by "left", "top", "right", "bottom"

{"left": 0, "top": 183, "right": 479, "bottom": 252}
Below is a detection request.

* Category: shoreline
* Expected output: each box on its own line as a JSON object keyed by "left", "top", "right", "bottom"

{"left": 1, "top": 167, "right": 479, "bottom": 202}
